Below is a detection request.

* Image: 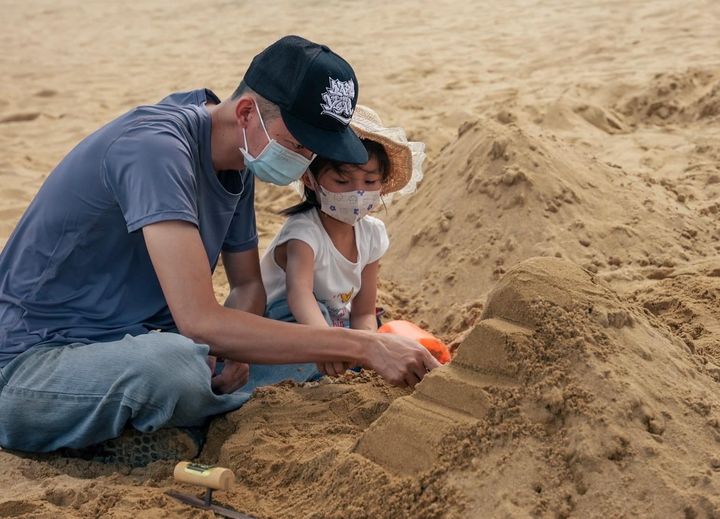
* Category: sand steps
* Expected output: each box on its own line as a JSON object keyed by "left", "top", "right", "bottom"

{"left": 354, "top": 318, "right": 532, "bottom": 475}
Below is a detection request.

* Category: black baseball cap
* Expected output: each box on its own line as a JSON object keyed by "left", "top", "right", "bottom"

{"left": 243, "top": 35, "right": 368, "bottom": 164}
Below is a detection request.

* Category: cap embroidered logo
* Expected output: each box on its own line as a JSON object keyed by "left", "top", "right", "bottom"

{"left": 320, "top": 77, "right": 355, "bottom": 124}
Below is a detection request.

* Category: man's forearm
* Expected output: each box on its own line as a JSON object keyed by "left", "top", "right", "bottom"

{"left": 186, "top": 304, "right": 370, "bottom": 366}
{"left": 213, "top": 280, "right": 364, "bottom": 366}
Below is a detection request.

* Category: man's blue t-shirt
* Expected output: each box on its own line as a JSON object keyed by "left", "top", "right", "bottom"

{"left": 0, "top": 89, "right": 257, "bottom": 367}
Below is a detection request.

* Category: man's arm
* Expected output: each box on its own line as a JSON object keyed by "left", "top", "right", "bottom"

{"left": 222, "top": 248, "right": 266, "bottom": 315}
{"left": 208, "top": 248, "right": 265, "bottom": 394}
{"left": 142, "top": 220, "right": 439, "bottom": 386}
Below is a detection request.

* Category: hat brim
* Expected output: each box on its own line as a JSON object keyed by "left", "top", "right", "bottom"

{"left": 281, "top": 108, "right": 369, "bottom": 164}
{"left": 351, "top": 125, "right": 414, "bottom": 195}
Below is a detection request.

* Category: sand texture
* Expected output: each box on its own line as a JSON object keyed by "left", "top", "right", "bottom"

{"left": 2, "top": 0, "right": 720, "bottom": 517}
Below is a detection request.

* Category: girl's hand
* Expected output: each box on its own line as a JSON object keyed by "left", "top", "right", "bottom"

{"left": 206, "top": 355, "right": 218, "bottom": 374}
{"left": 211, "top": 359, "right": 250, "bottom": 394}
{"left": 316, "top": 361, "right": 354, "bottom": 377}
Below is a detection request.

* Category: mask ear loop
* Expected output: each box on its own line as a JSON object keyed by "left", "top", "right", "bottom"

{"left": 303, "top": 172, "right": 325, "bottom": 212}
{"left": 379, "top": 194, "right": 388, "bottom": 214}
{"left": 256, "top": 100, "right": 316, "bottom": 165}
{"left": 241, "top": 127, "right": 251, "bottom": 156}
{"left": 379, "top": 179, "right": 390, "bottom": 214}
{"left": 306, "top": 171, "right": 323, "bottom": 195}
{"left": 240, "top": 101, "right": 265, "bottom": 157}
{"left": 253, "top": 100, "right": 271, "bottom": 140}
{"left": 243, "top": 100, "right": 273, "bottom": 159}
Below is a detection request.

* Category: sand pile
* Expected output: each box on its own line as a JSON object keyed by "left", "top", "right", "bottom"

{"left": 359, "top": 258, "right": 720, "bottom": 517}
{"left": 175, "top": 258, "right": 720, "bottom": 518}
{"left": 614, "top": 69, "right": 720, "bottom": 126}
{"left": 380, "top": 68, "right": 720, "bottom": 338}
{"left": 629, "top": 258, "right": 720, "bottom": 363}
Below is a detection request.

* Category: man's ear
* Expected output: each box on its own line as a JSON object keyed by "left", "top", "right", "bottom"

{"left": 234, "top": 96, "right": 254, "bottom": 127}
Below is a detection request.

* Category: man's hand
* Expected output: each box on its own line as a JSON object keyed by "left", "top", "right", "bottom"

{"left": 211, "top": 359, "right": 250, "bottom": 394}
{"left": 364, "top": 333, "right": 441, "bottom": 387}
{"left": 316, "top": 361, "right": 354, "bottom": 377}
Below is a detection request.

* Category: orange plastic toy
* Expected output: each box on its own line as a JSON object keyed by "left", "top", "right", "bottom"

{"left": 378, "top": 320, "right": 451, "bottom": 364}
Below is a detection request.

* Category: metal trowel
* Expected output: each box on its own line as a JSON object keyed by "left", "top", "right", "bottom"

{"left": 166, "top": 461, "right": 256, "bottom": 519}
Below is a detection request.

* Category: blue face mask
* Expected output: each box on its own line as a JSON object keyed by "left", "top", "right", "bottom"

{"left": 240, "top": 103, "right": 314, "bottom": 186}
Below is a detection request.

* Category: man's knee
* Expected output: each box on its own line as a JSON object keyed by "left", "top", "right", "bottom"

{"left": 119, "top": 333, "right": 212, "bottom": 400}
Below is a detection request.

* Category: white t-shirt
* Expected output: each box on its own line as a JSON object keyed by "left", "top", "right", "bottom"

{"left": 261, "top": 209, "right": 390, "bottom": 327}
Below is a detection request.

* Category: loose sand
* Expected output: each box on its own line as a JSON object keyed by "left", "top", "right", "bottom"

{"left": 1, "top": 0, "right": 720, "bottom": 517}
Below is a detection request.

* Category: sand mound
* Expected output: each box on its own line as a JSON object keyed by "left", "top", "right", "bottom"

{"left": 358, "top": 257, "right": 720, "bottom": 517}
{"left": 381, "top": 69, "right": 720, "bottom": 338}
{"left": 201, "top": 374, "right": 457, "bottom": 519}
{"left": 629, "top": 258, "right": 720, "bottom": 364}
{"left": 382, "top": 117, "right": 705, "bottom": 334}
{"left": 615, "top": 69, "right": 720, "bottom": 126}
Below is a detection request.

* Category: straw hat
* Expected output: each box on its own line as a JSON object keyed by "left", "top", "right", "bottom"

{"left": 350, "top": 105, "right": 425, "bottom": 197}
{"left": 290, "top": 105, "right": 425, "bottom": 200}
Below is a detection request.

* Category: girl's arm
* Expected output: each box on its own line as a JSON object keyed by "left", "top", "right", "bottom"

{"left": 283, "top": 239, "right": 331, "bottom": 328}
{"left": 284, "top": 239, "right": 351, "bottom": 377}
{"left": 350, "top": 260, "right": 381, "bottom": 331}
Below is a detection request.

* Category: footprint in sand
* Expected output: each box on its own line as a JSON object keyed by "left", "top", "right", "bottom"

{"left": 34, "top": 89, "right": 58, "bottom": 98}
{"left": 0, "top": 207, "right": 26, "bottom": 220}
{"left": 0, "top": 188, "right": 28, "bottom": 200}
{"left": 0, "top": 112, "right": 42, "bottom": 124}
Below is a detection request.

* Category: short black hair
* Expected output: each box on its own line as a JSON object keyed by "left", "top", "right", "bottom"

{"left": 231, "top": 80, "right": 280, "bottom": 121}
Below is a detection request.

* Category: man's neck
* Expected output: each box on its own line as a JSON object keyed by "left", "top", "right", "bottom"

{"left": 208, "top": 101, "right": 246, "bottom": 173}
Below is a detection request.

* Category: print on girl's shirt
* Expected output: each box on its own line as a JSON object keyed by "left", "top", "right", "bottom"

{"left": 330, "top": 306, "right": 350, "bottom": 328}
{"left": 327, "top": 288, "right": 354, "bottom": 327}
{"left": 339, "top": 288, "right": 354, "bottom": 303}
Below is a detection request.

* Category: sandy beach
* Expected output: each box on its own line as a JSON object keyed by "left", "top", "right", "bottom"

{"left": 2, "top": 0, "right": 720, "bottom": 517}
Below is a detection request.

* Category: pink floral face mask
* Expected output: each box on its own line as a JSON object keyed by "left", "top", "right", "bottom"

{"left": 308, "top": 175, "right": 381, "bottom": 225}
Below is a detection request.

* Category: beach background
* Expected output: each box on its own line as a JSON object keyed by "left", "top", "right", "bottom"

{"left": 2, "top": 0, "right": 720, "bottom": 517}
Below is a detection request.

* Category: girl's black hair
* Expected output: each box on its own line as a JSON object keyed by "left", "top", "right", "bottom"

{"left": 280, "top": 139, "right": 390, "bottom": 217}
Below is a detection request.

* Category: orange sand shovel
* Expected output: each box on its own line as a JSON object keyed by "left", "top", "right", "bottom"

{"left": 378, "top": 320, "right": 451, "bottom": 364}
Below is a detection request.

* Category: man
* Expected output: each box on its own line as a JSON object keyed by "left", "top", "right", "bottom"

{"left": 0, "top": 36, "right": 438, "bottom": 459}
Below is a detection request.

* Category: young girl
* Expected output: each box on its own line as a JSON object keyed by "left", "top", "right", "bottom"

{"left": 258, "top": 105, "right": 424, "bottom": 378}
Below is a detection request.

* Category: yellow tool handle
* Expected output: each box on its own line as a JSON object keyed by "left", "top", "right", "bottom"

{"left": 173, "top": 461, "right": 235, "bottom": 491}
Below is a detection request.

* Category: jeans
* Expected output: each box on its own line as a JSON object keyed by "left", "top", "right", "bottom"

{"left": 0, "top": 332, "right": 251, "bottom": 452}
{"left": 0, "top": 301, "right": 334, "bottom": 453}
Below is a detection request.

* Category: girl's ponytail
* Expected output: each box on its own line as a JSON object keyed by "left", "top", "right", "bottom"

{"left": 279, "top": 185, "right": 321, "bottom": 216}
